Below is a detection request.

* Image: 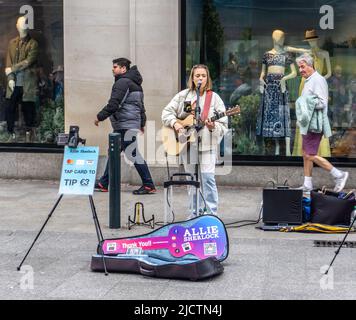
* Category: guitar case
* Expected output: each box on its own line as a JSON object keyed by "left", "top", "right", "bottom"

{"left": 91, "top": 215, "right": 229, "bottom": 280}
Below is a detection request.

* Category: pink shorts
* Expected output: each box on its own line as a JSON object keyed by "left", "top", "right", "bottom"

{"left": 302, "top": 132, "right": 323, "bottom": 155}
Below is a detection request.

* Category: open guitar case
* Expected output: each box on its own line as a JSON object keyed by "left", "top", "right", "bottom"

{"left": 91, "top": 215, "right": 229, "bottom": 281}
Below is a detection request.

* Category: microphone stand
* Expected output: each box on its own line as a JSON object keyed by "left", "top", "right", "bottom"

{"left": 193, "top": 82, "right": 202, "bottom": 216}
{"left": 325, "top": 206, "right": 356, "bottom": 275}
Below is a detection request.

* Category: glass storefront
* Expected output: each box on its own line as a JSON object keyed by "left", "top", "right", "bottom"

{"left": 0, "top": 0, "right": 63, "bottom": 145}
{"left": 183, "top": 0, "right": 356, "bottom": 162}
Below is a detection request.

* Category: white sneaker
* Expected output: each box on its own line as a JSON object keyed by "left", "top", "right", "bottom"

{"left": 334, "top": 171, "right": 349, "bottom": 192}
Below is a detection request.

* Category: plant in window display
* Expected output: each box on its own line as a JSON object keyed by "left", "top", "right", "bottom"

{"left": 233, "top": 132, "right": 260, "bottom": 155}
{"left": 37, "top": 97, "right": 64, "bottom": 143}
{"left": 35, "top": 63, "right": 64, "bottom": 143}
{"left": 230, "top": 93, "right": 261, "bottom": 155}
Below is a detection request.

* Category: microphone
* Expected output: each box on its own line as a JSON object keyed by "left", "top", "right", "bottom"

{"left": 197, "top": 80, "right": 202, "bottom": 90}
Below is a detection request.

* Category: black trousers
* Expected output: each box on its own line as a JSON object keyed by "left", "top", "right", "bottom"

{"left": 99, "top": 129, "right": 155, "bottom": 188}
{"left": 6, "top": 86, "right": 36, "bottom": 133}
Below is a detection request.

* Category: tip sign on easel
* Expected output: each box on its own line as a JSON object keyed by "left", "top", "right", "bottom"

{"left": 59, "top": 146, "right": 99, "bottom": 195}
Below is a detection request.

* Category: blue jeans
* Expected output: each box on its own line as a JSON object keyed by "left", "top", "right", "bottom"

{"left": 188, "top": 173, "right": 218, "bottom": 215}
{"left": 200, "top": 172, "right": 218, "bottom": 214}
{"left": 182, "top": 149, "right": 218, "bottom": 216}
{"left": 99, "top": 129, "right": 154, "bottom": 188}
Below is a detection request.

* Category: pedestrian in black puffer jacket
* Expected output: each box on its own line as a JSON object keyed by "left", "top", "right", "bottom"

{"left": 96, "top": 64, "right": 146, "bottom": 130}
{"left": 94, "top": 57, "right": 156, "bottom": 195}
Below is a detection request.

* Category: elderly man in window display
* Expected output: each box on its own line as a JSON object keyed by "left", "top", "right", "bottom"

{"left": 4, "top": 16, "right": 39, "bottom": 143}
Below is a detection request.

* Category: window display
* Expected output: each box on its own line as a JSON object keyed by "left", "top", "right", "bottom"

{"left": 0, "top": 0, "right": 64, "bottom": 144}
{"left": 184, "top": 0, "right": 356, "bottom": 160}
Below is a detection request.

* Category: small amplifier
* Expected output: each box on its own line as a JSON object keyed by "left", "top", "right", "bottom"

{"left": 262, "top": 187, "right": 303, "bottom": 225}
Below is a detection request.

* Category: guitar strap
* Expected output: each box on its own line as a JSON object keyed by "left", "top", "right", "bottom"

{"left": 191, "top": 90, "right": 213, "bottom": 122}
{"left": 201, "top": 90, "right": 213, "bottom": 121}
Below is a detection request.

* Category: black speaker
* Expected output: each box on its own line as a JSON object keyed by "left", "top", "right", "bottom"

{"left": 262, "top": 188, "right": 303, "bottom": 225}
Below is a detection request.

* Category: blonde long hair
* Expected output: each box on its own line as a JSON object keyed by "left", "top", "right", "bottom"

{"left": 187, "top": 64, "right": 213, "bottom": 91}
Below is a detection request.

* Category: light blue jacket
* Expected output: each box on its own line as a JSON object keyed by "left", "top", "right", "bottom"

{"left": 295, "top": 95, "right": 332, "bottom": 138}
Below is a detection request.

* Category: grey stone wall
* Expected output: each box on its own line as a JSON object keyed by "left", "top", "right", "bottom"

{"left": 64, "top": 0, "right": 180, "bottom": 156}
{"left": 2, "top": 152, "right": 354, "bottom": 190}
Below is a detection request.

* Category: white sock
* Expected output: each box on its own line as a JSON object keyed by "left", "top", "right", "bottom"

{"left": 304, "top": 176, "right": 313, "bottom": 189}
{"left": 330, "top": 167, "right": 343, "bottom": 179}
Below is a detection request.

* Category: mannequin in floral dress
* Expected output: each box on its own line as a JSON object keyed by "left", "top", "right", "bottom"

{"left": 256, "top": 30, "right": 297, "bottom": 155}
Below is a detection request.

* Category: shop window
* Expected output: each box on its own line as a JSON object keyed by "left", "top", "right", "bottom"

{"left": 0, "top": 0, "right": 64, "bottom": 145}
{"left": 184, "top": 0, "right": 356, "bottom": 160}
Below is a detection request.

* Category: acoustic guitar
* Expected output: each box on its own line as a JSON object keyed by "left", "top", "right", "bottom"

{"left": 162, "top": 105, "right": 240, "bottom": 156}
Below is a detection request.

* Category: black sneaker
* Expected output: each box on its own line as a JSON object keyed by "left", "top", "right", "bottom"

{"left": 94, "top": 181, "right": 108, "bottom": 192}
{"left": 132, "top": 185, "right": 156, "bottom": 195}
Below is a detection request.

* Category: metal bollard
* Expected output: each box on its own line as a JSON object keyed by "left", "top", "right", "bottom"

{"left": 109, "top": 133, "right": 121, "bottom": 228}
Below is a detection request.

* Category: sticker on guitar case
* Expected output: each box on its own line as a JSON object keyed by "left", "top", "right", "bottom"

{"left": 101, "top": 215, "right": 228, "bottom": 261}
